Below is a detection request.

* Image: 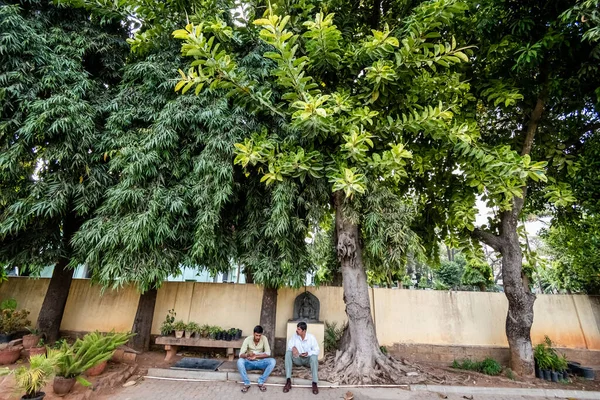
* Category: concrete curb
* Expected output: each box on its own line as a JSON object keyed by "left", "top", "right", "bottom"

{"left": 146, "top": 368, "right": 313, "bottom": 386}
{"left": 411, "top": 384, "right": 600, "bottom": 399}
{"left": 147, "top": 368, "right": 228, "bottom": 381}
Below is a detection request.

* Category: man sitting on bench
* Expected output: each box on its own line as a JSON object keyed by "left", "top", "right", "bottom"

{"left": 237, "top": 325, "right": 276, "bottom": 393}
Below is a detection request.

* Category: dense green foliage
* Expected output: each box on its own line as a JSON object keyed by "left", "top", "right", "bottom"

{"left": 66, "top": 0, "right": 316, "bottom": 291}
{"left": 466, "top": 0, "right": 600, "bottom": 230}
{"left": 0, "top": 0, "right": 128, "bottom": 270}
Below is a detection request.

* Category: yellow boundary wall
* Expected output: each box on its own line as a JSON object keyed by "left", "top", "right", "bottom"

{"left": 1, "top": 278, "right": 598, "bottom": 350}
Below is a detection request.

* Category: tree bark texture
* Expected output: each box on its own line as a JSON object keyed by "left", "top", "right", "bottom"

{"left": 129, "top": 287, "right": 158, "bottom": 351}
{"left": 332, "top": 191, "right": 416, "bottom": 384}
{"left": 472, "top": 93, "right": 545, "bottom": 376}
{"left": 259, "top": 286, "right": 278, "bottom": 354}
{"left": 37, "top": 213, "right": 79, "bottom": 343}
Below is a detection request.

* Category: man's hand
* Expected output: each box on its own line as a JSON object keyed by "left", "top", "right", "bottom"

{"left": 300, "top": 352, "right": 308, "bottom": 357}
{"left": 292, "top": 347, "right": 299, "bottom": 358}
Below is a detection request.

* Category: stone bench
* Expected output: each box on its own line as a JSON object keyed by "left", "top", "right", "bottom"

{"left": 155, "top": 336, "right": 246, "bottom": 362}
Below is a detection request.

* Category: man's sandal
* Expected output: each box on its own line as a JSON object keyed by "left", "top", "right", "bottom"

{"left": 258, "top": 384, "right": 267, "bottom": 392}
{"left": 241, "top": 385, "right": 250, "bottom": 393}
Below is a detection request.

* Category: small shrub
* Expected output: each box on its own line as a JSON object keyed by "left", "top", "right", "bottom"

{"left": 380, "top": 345, "right": 388, "bottom": 355}
{"left": 324, "top": 321, "right": 344, "bottom": 352}
{"left": 452, "top": 358, "right": 480, "bottom": 371}
{"left": 480, "top": 357, "right": 502, "bottom": 376}
{"left": 505, "top": 368, "right": 515, "bottom": 380}
{"left": 451, "top": 357, "right": 502, "bottom": 376}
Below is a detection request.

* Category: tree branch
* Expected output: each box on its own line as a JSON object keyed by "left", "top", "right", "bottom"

{"left": 472, "top": 228, "right": 504, "bottom": 252}
{"left": 521, "top": 91, "right": 547, "bottom": 157}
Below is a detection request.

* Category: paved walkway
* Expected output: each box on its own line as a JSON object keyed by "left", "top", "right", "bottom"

{"left": 104, "top": 378, "right": 593, "bottom": 400}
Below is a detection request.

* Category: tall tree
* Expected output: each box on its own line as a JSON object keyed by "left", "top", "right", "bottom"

{"left": 173, "top": 0, "right": 537, "bottom": 383}
{"left": 69, "top": 0, "right": 316, "bottom": 349}
{"left": 0, "top": 0, "right": 128, "bottom": 342}
{"left": 462, "top": 0, "right": 600, "bottom": 375}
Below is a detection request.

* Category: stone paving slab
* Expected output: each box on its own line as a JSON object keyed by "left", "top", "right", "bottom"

{"left": 105, "top": 378, "right": 573, "bottom": 400}
{"left": 413, "top": 384, "right": 600, "bottom": 399}
{"left": 147, "top": 368, "right": 228, "bottom": 381}
{"left": 138, "top": 368, "right": 600, "bottom": 400}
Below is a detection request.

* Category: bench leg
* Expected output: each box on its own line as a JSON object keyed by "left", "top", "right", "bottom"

{"left": 164, "top": 345, "right": 179, "bottom": 362}
{"left": 227, "top": 348, "right": 234, "bottom": 361}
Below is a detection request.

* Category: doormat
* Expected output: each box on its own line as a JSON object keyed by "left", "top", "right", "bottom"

{"left": 171, "top": 358, "right": 224, "bottom": 371}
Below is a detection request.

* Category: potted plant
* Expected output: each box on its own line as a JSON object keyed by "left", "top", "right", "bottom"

{"left": 22, "top": 327, "right": 42, "bottom": 349}
{"left": 0, "top": 341, "right": 23, "bottom": 365}
{"left": 159, "top": 309, "right": 176, "bottom": 337}
{"left": 209, "top": 326, "right": 222, "bottom": 340}
{"left": 534, "top": 343, "right": 551, "bottom": 380}
{"left": 48, "top": 330, "right": 134, "bottom": 395}
{"left": 226, "top": 328, "right": 237, "bottom": 341}
{"left": 555, "top": 353, "right": 568, "bottom": 380}
{"left": 0, "top": 308, "right": 31, "bottom": 343}
{"left": 215, "top": 327, "right": 224, "bottom": 341}
{"left": 199, "top": 324, "right": 210, "bottom": 338}
{"left": 185, "top": 322, "right": 200, "bottom": 339}
{"left": 173, "top": 321, "right": 187, "bottom": 339}
{"left": 0, "top": 354, "right": 55, "bottom": 400}
{"left": 28, "top": 338, "right": 47, "bottom": 359}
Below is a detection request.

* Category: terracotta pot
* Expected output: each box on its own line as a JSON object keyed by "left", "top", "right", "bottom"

{"left": 53, "top": 376, "right": 76, "bottom": 396}
{"left": 0, "top": 346, "right": 22, "bottom": 365}
{"left": 85, "top": 360, "right": 107, "bottom": 377}
{"left": 22, "top": 334, "right": 41, "bottom": 349}
{"left": 175, "top": 330, "right": 184, "bottom": 339}
{"left": 28, "top": 346, "right": 47, "bottom": 358}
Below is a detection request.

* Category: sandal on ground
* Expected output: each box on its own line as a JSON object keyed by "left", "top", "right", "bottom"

{"left": 241, "top": 385, "right": 250, "bottom": 393}
{"left": 258, "top": 384, "right": 267, "bottom": 392}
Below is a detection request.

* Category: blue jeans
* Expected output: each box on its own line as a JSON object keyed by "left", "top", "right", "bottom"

{"left": 237, "top": 357, "right": 276, "bottom": 385}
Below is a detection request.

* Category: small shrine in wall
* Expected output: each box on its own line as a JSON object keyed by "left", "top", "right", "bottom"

{"left": 286, "top": 291, "right": 325, "bottom": 360}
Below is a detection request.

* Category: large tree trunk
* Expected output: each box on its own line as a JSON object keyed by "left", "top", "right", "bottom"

{"left": 129, "top": 286, "right": 158, "bottom": 351}
{"left": 37, "top": 213, "right": 79, "bottom": 343}
{"left": 259, "top": 286, "right": 277, "bottom": 352}
{"left": 332, "top": 191, "right": 417, "bottom": 384}
{"left": 501, "top": 228, "right": 535, "bottom": 376}
{"left": 472, "top": 93, "right": 545, "bottom": 377}
{"left": 474, "top": 205, "right": 536, "bottom": 377}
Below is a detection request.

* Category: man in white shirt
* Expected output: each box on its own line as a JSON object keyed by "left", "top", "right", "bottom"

{"left": 283, "top": 321, "right": 319, "bottom": 395}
